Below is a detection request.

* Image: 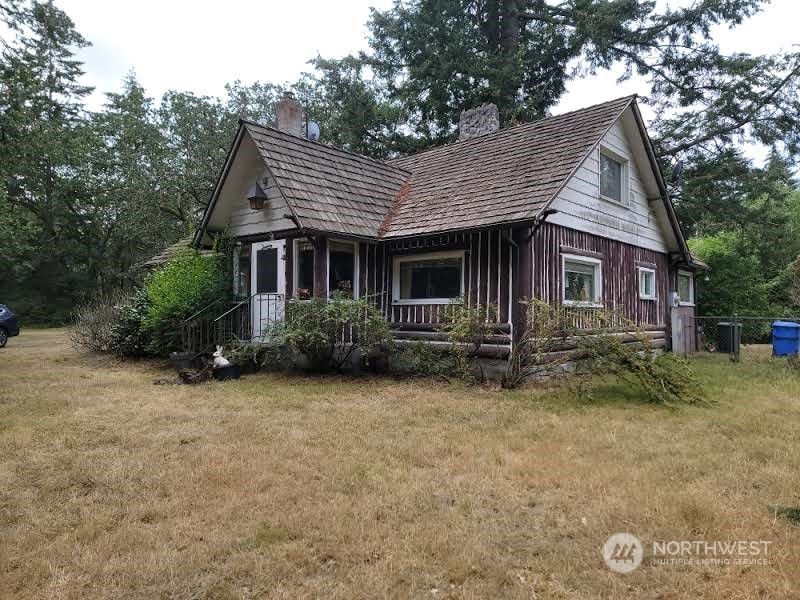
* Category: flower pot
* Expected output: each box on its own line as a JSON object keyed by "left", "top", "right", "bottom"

{"left": 212, "top": 365, "right": 241, "bottom": 381}
{"left": 170, "top": 351, "right": 204, "bottom": 373}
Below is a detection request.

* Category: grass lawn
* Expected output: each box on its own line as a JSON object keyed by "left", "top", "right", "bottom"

{"left": 1, "top": 330, "right": 799, "bottom": 599}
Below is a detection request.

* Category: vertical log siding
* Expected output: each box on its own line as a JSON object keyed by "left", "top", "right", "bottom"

{"left": 360, "top": 229, "right": 513, "bottom": 325}
{"left": 531, "top": 222, "right": 669, "bottom": 327}
{"left": 268, "top": 221, "right": 667, "bottom": 332}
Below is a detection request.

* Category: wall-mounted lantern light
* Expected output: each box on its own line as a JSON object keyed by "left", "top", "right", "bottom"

{"left": 247, "top": 181, "right": 267, "bottom": 210}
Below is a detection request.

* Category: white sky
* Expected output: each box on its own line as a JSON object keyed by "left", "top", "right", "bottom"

{"left": 23, "top": 0, "right": 800, "bottom": 160}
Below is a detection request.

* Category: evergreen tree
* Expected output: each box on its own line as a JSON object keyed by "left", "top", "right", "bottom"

{"left": 360, "top": 0, "right": 800, "bottom": 167}
{"left": 0, "top": 0, "right": 94, "bottom": 321}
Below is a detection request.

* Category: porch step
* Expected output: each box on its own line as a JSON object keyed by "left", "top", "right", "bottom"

{"left": 392, "top": 330, "right": 511, "bottom": 345}
{"left": 393, "top": 338, "right": 511, "bottom": 359}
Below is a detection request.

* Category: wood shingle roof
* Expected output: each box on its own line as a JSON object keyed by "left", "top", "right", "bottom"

{"left": 233, "top": 96, "right": 636, "bottom": 239}
{"left": 243, "top": 122, "right": 409, "bottom": 238}
{"left": 383, "top": 95, "right": 635, "bottom": 237}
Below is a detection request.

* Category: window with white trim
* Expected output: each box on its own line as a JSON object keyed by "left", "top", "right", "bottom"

{"left": 677, "top": 271, "right": 694, "bottom": 305}
{"left": 638, "top": 267, "right": 656, "bottom": 300}
{"left": 392, "top": 251, "right": 464, "bottom": 304}
{"left": 599, "top": 148, "right": 627, "bottom": 203}
{"left": 328, "top": 240, "right": 358, "bottom": 298}
{"left": 562, "top": 254, "right": 602, "bottom": 305}
{"left": 293, "top": 239, "right": 314, "bottom": 299}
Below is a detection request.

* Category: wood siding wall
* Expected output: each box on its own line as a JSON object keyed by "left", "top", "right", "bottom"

{"left": 217, "top": 134, "right": 296, "bottom": 238}
{"left": 240, "top": 222, "right": 670, "bottom": 332}
{"left": 530, "top": 222, "right": 670, "bottom": 327}
{"left": 360, "top": 229, "right": 514, "bottom": 325}
{"left": 547, "top": 111, "right": 669, "bottom": 253}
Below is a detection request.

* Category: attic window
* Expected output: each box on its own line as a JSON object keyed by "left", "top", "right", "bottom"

{"left": 599, "top": 148, "right": 626, "bottom": 203}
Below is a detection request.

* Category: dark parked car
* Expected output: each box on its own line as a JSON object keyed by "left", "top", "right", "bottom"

{"left": 0, "top": 304, "right": 20, "bottom": 347}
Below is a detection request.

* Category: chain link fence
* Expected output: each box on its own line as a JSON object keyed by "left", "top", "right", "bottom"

{"left": 694, "top": 316, "right": 800, "bottom": 361}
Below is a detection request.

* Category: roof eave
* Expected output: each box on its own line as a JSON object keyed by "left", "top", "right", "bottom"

{"left": 628, "top": 102, "right": 691, "bottom": 261}
{"left": 193, "top": 123, "right": 246, "bottom": 248}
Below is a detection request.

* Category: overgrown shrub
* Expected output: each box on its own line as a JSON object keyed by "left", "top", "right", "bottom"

{"left": 70, "top": 291, "right": 128, "bottom": 353}
{"left": 504, "top": 299, "right": 576, "bottom": 387}
{"left": 504, "top": 298, "right": 705, "bottom": 405}
{"left": 390, "top": 341, "right": 455, "bottom": 377}
{"left": 109, "top": 289, "right": 152, "bottom": 356}
{"left": 71, "top": 289, "right": 153, "bottom": 356}
{"left": 223, "top": 340, "right": 289, "bottom": 372}
{"left": 440, "top": 300, "right": 497, "bottom": 381}
{"left": 143, "top": 248, "right": 228, "bottom": 356}
{"left": 579, "top": 333, "right": 705, "bottom": 405}
{"left": 269, "top": 294, "right": 392, "bottom": 372}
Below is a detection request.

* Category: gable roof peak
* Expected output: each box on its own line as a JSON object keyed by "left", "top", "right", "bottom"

{"left": 388, "top": 95, "right": 637, "bottom": 170}
{"left": 239, "top": 119, "right": 411, "bottom": 175}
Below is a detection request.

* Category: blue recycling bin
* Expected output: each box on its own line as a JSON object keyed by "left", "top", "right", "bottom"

{"left": 772, "top": 321, "right": 800, "bottom": 357}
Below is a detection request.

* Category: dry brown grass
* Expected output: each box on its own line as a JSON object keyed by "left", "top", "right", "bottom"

{"left": 1, "top": 330, "right": 799, "bottom": 599}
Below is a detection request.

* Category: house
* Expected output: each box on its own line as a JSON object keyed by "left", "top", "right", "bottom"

{"left": 191, "top": 92, "right": 703, "bottom": 360}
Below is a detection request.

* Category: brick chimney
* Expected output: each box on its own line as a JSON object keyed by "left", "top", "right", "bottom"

{"left": 458, "top": 103, "right": 500, "bottom": 140}
{"left": 275, "top": 91, "right": 304, "bottom": 137}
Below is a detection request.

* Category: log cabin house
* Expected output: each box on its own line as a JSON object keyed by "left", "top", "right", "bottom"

{"left": 190, "top": 93, "right": 705, "bottom": 361}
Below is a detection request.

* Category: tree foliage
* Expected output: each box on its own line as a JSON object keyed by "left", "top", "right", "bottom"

{"left": 142, "top": 249, "right": 227, "bottom": 355}
{"left": 359, "top": 0, "right": 800, "bottom": 163}
{"left": 687, "top": 153, "right": 800, "bottom": 316}
{"left": 2, "top": 0, "right": 798, "bottom": 326}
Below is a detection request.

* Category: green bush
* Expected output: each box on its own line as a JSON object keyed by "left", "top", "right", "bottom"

{"left": 578, "top": 333, "right": 706, "bottom": 405}
{"left": 504, "top": 299, "right": 576, "bottom": 388}
{"left": 109, "top": 289, "right": 152, "bottom": 356}
{"left": 390, "top": 341, "right": 455, "bottom": 377}
{"left": 440, "top": 300, "right": 497, "bottom": 381}
{"left": 223, "top": 340, "right": 289, "bottom": 372}
{"left": 503, "top": 299, "right": 704, "bottom": 405}
{"left": 270, "top": 295, "right": 392, "bottom": 372}
{"left": 143, "top": 249, "right": 228, "bottom": 356}
{"left": 70, "top": 289, "right": 152, "bottom": 356}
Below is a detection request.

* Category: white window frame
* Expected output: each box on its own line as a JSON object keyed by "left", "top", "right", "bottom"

{"left": 292, "top": 238, "right": 315, "bottom": 299}
{"left": 598, "top": 146, "right": 628, "bottom": 205}
{"left": 637, "top": 266, "right": 657, "bottom": 301}
{"left": 392, "top": 250, "right": 465, "bottom": 305}
{"left": 677, "top": 270, "right": 695, "bottom": 307}
{"left": 562, "top": 253, "right": 603, "bottom": 307}
{"left": 327, "top": 238, "right": 360, "bottom": 299}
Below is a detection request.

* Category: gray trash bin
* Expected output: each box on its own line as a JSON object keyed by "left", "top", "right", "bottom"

{"left": 717, "top": 322, "right": 741, "bottom": 354}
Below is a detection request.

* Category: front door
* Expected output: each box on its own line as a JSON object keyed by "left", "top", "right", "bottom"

{"left": 251, "top": 240, "right": 285, "bottom": 341}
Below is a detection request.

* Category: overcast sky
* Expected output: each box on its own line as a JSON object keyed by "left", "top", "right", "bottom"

{"left": 41, "top": 0, "right": 800, "bottom": 158}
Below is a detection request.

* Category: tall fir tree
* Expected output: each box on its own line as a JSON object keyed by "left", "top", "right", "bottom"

{"left": 0, "top": 0, "right": 95, "bottom": 321}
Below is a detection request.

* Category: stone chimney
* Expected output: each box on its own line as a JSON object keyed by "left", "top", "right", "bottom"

{"left": 275, "top": 91, "right": 304, "bottom": 137}
{"left": 458, "top": 103, "right": 500, "bottom": 140}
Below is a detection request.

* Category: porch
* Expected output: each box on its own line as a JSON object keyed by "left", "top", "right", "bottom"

{"left": 183, "top": 224, "right": 671, "bottom": 359}
{"left": 184, "top": 228, "right": 518, "bottom": 356}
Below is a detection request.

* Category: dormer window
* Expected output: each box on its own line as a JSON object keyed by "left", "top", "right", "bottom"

{"left": 599, "top": 148, "right": 626, "bottom": 203}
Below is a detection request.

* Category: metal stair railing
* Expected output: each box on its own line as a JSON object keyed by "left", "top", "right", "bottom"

{"left": 212, "top": 293, "right": 284, "bottom": 345}
{"left": 181, "top": 297, "right": 233, "bottom": 354}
